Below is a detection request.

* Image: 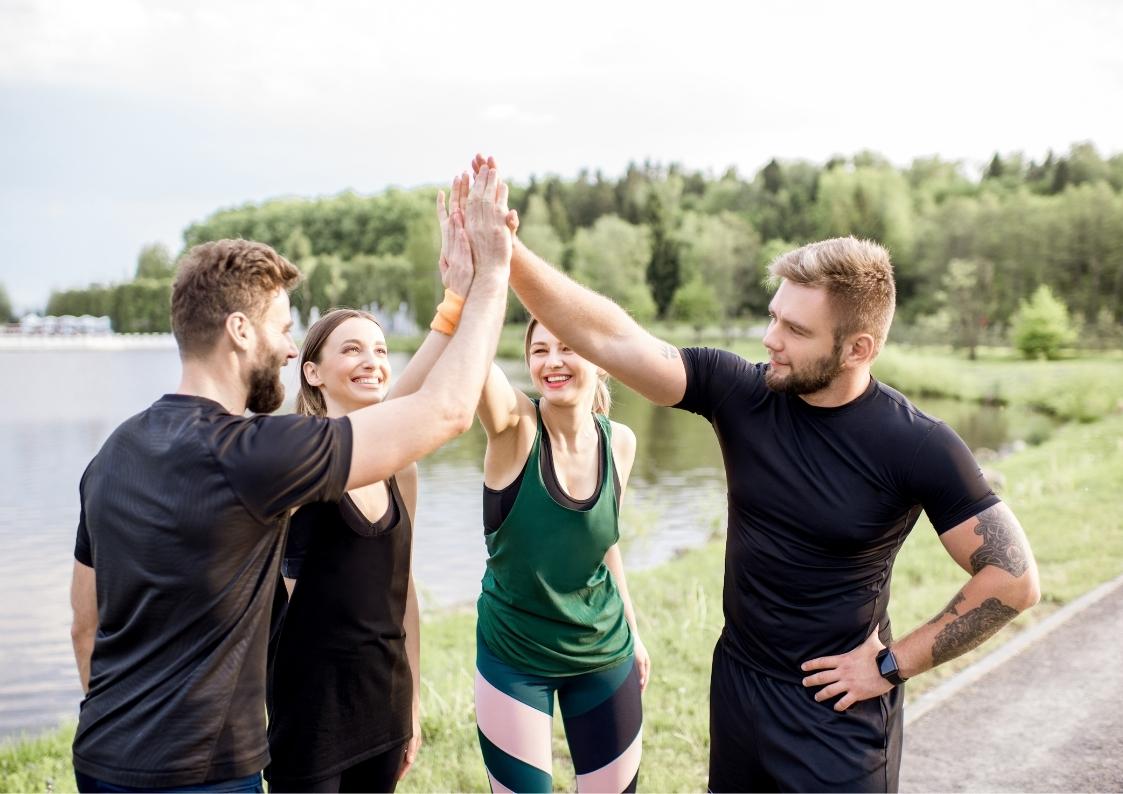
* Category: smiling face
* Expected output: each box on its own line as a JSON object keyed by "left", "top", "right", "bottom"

{"left": 526, "top": 322, "right": 602, "bottom": 410}
{"left": 302, "top": 316, "right": 391, "bottom": 417}
{"left": 761, "top": 280, "right": 845, "bottom": 396}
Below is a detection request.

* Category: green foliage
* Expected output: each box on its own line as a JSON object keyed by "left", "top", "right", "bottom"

{"left": 1011, "top": 285, "right": 1076, "bottom": 360}
{"left": 135, "top": 243, "right": 174, "bottom": 280}
{"left": 0, "top": 283, "right": 14, "bottom": 322}
{"left": 942, "top": 258, "right": 996, "bottom": 359}
{"left": 40, "top": 142, "right": 1123, "bottom": 339}
{"left": 571, "top": 216, "right": 656, "bottom": 321}
{"left": 670, "top": 277, "right": 721, "bottom": 338}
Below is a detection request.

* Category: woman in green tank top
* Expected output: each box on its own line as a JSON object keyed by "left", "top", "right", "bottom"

{"left": 473, "top": 317, "right": 649, "bottom": 793}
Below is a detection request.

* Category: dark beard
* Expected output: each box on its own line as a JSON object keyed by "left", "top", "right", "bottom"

{"left": 246, "top": 347, "right": 287, "bottom": 414}
{"left": 764, "top": 344, "right": 844, "bottom": 395}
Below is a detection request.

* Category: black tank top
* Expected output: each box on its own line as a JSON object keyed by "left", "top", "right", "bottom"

{"left": 267, "top": 477, "right": 412, "bottom": 782}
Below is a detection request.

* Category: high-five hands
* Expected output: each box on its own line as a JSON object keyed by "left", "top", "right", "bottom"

{"left": 437, "top": 174, "right": 473, "bottom": 297}
{"left": 472, "top": 154, "right": 519, "bottom": 237}
{"left": 463, "top": 156, "right": 515, "bottom": 273}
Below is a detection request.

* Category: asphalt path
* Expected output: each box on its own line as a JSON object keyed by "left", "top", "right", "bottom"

{"left": 900, "top": 573, "right": 1123, "bottom": 792}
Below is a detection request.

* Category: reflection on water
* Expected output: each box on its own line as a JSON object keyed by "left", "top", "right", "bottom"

{"left": 0, "top": 345, "right": 1054, "bottom": 738}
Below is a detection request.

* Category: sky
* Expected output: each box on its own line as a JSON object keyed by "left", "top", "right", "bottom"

{"left": 1, "top": 0, "right": 1121, "bottom": 311}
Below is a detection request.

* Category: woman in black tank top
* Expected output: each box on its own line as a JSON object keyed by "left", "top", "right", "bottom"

{"left": 266, "top": 308, "right": 421, "bottom": 793}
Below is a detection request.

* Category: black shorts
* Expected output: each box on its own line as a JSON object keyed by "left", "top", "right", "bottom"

{"left": 708, "top": 640, "right": 903, "bottom": 792}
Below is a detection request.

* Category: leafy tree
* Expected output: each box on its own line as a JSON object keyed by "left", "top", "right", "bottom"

{"left": 307, "top": 255, "right": 348, "bottom": 313}
{"left": 1010, "top": 285, "right": 1076, "bottom": 359}
{"left": 112, "top": 280, "right": 172, "bottom": 332}
{"left": 644, "top": 190, "right": 682, "bottom": 318}
{"left": 942, "top": 258, "right": 996, "bottom": 359}
{"left": 670, "top": 277, "right": 721, "bottom": 340}
{"left": 571, "top": 215, "right": 655, "bottom": 321}
{"left": 677, "top": 211, "right": 762, "bottom": 325}
{"left": 135, "top": 243, "right": 175, "bottom": 280}
{"left": 0, "top": 283, "right": 13, "bottom": 322}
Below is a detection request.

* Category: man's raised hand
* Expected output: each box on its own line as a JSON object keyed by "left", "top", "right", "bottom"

{"left": 463, "top": 159, "right": 514, "bottom": 274}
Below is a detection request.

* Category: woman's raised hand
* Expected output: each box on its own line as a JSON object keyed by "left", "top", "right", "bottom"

{"left": 443, "top": 205, "right": 473, "bottom": 298}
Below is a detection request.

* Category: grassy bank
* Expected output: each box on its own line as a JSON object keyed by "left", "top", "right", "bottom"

{"left": 7, "top": 408, "right": 1121, "bottom": 793}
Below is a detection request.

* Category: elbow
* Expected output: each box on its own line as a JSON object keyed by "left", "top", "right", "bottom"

{"left": 1014, "top": 566, "right": 1042, "bottom": 613}
{"left": 70, "top": 620, "right": 95, "bottom": 649}
{"left": 1020, "top": 575, "right": 1042, "bottom": 612}
{"left": 440, "top": 402, "right": 475, "bottom": 439}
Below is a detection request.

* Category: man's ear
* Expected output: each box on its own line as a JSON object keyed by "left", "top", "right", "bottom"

{"left": 225, "top": 312, "right": 253, "bottom": 353}
{"left": 303, "top": 359, "right": 323, "bottom": 387}
{"left": 843, "top": 333, "right": 876, "bottom": 368}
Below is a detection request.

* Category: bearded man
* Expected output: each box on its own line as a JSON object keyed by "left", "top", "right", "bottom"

{"left": 68, "top": 162, "right": 515, "bottom": 793}
{"left": 505, "top": 224, "right": 1039, "bottom": 792}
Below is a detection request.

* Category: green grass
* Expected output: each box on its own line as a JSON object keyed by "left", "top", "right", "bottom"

{"left": 6, "top": 343, "right": 1122, "bottom": 793}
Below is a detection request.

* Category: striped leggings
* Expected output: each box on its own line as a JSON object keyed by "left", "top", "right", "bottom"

{"left": 475, "top": 635, "right": 643, "bottom": 793}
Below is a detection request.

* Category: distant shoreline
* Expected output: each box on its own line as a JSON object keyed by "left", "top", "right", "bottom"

{"left": 0, "top": 334, "right": 177, "bottom": 351}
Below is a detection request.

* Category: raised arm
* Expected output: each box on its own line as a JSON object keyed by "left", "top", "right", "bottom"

{"left": 509, "top": 238, "right": 686, "bottom": 407}
{"left": 387, "top": 175, "right": 473, "bottom": 401}
{"left": 345, "top": 164, "right": 512, "bottom": 490}
{"left": 801, "top": 501, "right": 1039, "bottom": 711}
{"left": 465, "top": 154, "right": 686, "bottom": 407}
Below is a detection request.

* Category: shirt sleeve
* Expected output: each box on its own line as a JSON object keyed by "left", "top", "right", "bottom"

{"left": 281, "top": 509, "right": 312, "bottom": 580}
{"left": 212, "top": 413, "right": 354, "bottom": 523}
{"left": 74, "top": 464, "right": 93, "bottom": 566}
{"left": 674, "top": 347, "right": 754, "bottom": 420}
{"left": 910, "top": 422, "right": 1001, "bottom": 534}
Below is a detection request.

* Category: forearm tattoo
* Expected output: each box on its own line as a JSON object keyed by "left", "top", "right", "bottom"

{"left": 658, "top": 342, "right": 678, "bottom": 359}
{"left": 931, "top": 597, "right": 1019, "bottom": 666}
{"left": 969, "top": 505, "right": 1029, "bottom": 577}
{"left": 927, "top": 591, "right": 967, "bottom": 625}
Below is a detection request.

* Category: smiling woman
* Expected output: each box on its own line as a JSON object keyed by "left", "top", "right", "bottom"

{"left": 269, "top": 307, "right": 421, "bottom": 793}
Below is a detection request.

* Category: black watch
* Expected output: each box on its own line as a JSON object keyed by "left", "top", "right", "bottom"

{"left": 876, "top": 647, "right": 908, "bottom": 687}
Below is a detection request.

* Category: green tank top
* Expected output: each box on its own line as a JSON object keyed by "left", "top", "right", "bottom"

{"left": 476, "top": 405, "right": 633, "bottom": 676}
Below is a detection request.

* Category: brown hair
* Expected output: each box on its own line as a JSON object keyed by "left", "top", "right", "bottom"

{"left": 296, "top": 308, "right": 384, "bottom": 417}
{"left": 767, "top": 236, "right": 896, "bottom": 353}
{"left": 524, "top": 317, "right": 612, "bottom": 415}
{"left": 171, "top": 240, "right": 301, "bottom": 358}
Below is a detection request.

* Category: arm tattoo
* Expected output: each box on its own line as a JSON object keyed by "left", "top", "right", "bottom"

{"left": 927, "top": 591, "right": 967, "bottom": 625}
{"left": 931, "top": 597, "right": 1019, "bottom": 666}
{"left": 658, "top": 342, "right": 678, "bottom": 360}
{"left": 969, "top": 505, "right": 1029, "bottom": 577}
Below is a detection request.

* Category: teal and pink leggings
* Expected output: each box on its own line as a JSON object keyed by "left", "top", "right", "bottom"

{"left": 475, "top": 634, "right": 642, "bottom": 793}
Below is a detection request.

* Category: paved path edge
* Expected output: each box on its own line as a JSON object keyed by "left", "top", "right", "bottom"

{"left": 904, "top": 570, "right": 1123, "bottom": 726}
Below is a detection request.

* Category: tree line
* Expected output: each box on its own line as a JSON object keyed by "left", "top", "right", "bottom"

{"left": 38, "top": 141, "right": 1123, "bottom": 354}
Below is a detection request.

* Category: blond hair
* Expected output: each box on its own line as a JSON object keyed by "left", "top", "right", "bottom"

{"left": 524, "top": 317, "right": 611, "bottom": 415}
{"left": 768, "top": 236, "right": 896, "bottom": 353}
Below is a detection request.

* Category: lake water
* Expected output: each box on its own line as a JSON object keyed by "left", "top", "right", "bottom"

{"left": 0, "top": 342, "right": 1054, "bottom": 738}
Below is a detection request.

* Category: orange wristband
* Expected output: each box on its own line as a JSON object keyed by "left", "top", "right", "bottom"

{"left": 429, "top": 289, "right": 465, "bottom": 335}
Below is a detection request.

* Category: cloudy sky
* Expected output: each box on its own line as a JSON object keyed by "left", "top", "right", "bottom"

{"left": 1, "top": 0, "right": 1120, "bottom": 310}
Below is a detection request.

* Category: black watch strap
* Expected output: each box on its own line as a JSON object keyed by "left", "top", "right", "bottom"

{"left": 876, "top": 647, "right": 907, "bottom": 686}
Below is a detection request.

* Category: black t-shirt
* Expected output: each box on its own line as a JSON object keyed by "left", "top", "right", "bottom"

{"left": 267, "top": 477, "right": 413, "bottom": 783}
{"left": 676, "top": 348, "right": 999, "bottom": 682}
{"left": 72, "top": 394, "right": 352, "bottom": 789}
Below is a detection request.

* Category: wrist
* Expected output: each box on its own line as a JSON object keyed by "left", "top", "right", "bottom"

{"left": 876, "top": 646, "right": 908, "bottom": 687}
{"left": 429, "top": 289, "right": 464, "bottom": 336}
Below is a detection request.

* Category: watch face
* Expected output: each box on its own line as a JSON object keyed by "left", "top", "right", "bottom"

{"left": 878, "top": 649, "right": 904, "bottom": 684}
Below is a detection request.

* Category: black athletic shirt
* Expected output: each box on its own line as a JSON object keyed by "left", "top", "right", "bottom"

{"left": 72, "top": 394, "right": 352, "bottom": 789}
{"left": 675, "top": 348, "right": 999, "bottom": 683}
{"left": 267, "top": 477, "right": 413, "bottom": 784}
